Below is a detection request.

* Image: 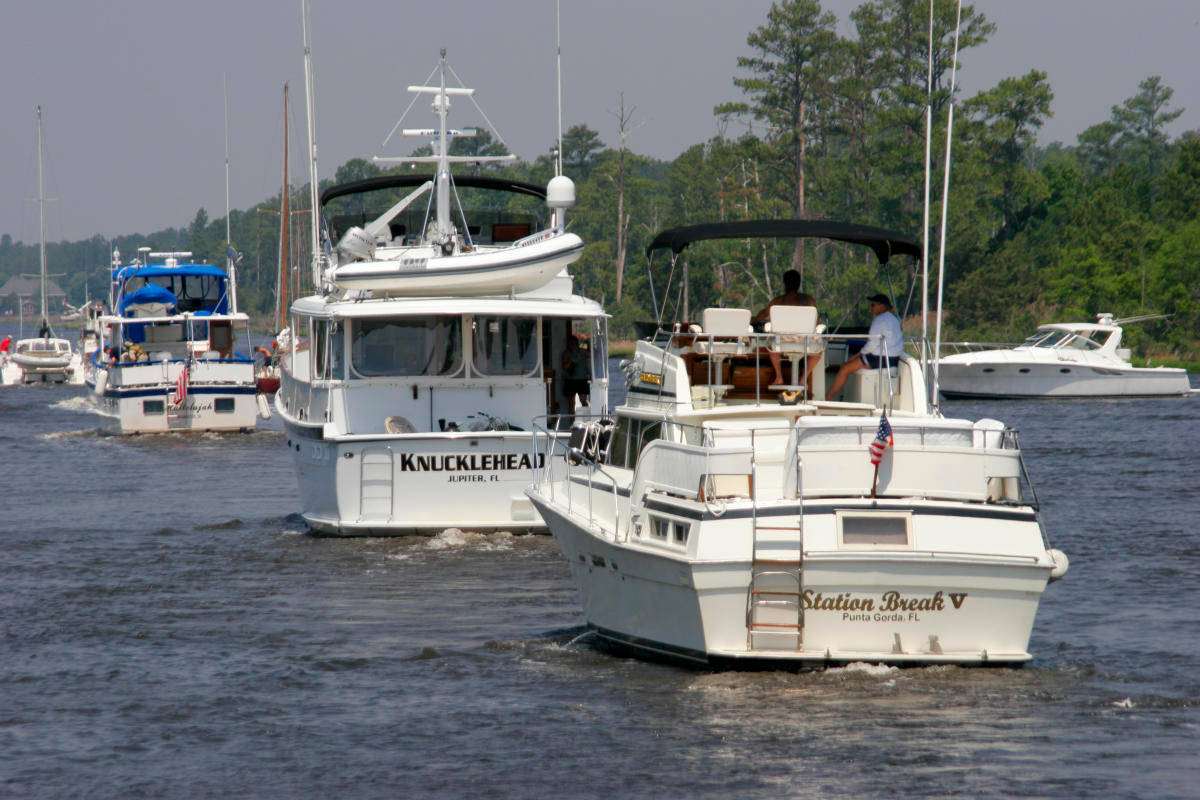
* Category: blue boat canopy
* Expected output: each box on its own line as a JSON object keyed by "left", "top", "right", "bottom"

{"left": 118, "top": 284, "right": 177, "bottom": 315}
{"left": 115, "top": 262, "right": 231, "bottom": 315}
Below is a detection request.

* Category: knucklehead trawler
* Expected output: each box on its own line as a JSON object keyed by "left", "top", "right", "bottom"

{"left": 938, "top": 314, "right": 1192, "bottom": 398}
{"left": 86, "top": 248, "right": 259, "bottom": 433}
{"left": 275, "top": 48, "right": 607, "bottom": 534}
{"left": 526, "top": 220, "right": 1068, "bottom": 669}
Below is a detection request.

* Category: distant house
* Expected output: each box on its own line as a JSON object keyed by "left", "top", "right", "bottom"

{"left": 0, "top": 275, "right": 67, "bottom": 316}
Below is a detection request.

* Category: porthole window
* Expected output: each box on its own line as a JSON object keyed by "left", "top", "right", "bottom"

{"left": 1018, "top": 368, "right": 1031, "bottom": 373}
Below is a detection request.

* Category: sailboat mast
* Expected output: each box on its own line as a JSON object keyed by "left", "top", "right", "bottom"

{"left": 36, "top": 106, "right": 48, "bottom": 329}
{"left": 224, "top": 76, "right": 238, "bottom": 314}
{"left": 302, "top": 0, "right": 321, "bottom": 290}
{"left": 278, "top": 83, "right": 290, "bottom": 332}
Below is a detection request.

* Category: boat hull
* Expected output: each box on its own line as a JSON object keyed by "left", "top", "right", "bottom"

{"left": 938, "top": 359, "right": 1191, "bottom": 398}
{"left": 87, "top": 359, "right": 258, "bottom": 434}
{"left": 282, "top": 414, "right": 561, "bottom": 535}
{"left": 326, "top": 233, "right": 583, "bottom": 296}
{"left": 530, "top": 492, "right": 1053, "bottom": 669}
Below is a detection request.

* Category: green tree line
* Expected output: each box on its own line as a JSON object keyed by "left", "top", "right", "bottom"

{"left": 2, "top": 0, "right": 1195, "bottom": 360}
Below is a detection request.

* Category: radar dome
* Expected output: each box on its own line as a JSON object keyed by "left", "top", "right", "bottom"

{"left": 546, "top": 175, "right": 576, "bottom": 209}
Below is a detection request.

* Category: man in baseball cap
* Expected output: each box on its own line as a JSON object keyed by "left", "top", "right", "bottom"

{"left": 826, "top": 292, "right": 903, "bottom": 400}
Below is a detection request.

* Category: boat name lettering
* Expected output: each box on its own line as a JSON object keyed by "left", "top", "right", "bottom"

{"left": 639, "top": 372, "right": 663, "bottom": 386}
{"left": 400, "top": 257, "right": 429, "bottom": 270}
{"left": 802, "top": 590, "right": 967, "bottom": 613}
{"left": 170, "top": 400, "right": 214, "bottom": 413}
{"left": 398, "top": 452, "right": 545, "bottom": 472}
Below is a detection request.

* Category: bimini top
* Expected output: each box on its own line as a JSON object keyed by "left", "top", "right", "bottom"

{"left": 113, "top": 263, "right": 230, "bottom": 283}
{"left": 646, "top": 219, "right": 921, "bottom": 264}
{"left": 320, "top": 174, "right": 548, "bottom": 207}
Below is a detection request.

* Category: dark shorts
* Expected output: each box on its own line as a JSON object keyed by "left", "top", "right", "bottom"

{"left": 860, "top": 353, "right": 899, "bottom": 369}
{"left": 565, "top": 378, "right": 590, "bottom": 397}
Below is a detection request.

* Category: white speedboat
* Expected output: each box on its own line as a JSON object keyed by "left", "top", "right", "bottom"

{"left": 525, "top": 220, "right": 1067, "bottom": 669}
{"left": 275, "top": 43, "right": 608, "bottom": 534}
{"left": 938, "top": 314, "right": 1191, "bottom": 398}
{"left": 86, "top": 249, "right": 259, "bottom": 433}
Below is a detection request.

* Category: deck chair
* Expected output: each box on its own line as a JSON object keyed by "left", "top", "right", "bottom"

{"left": 693, "top": 308, "right": 751, "bottom": 399}
{"left": 765, "top": 305, "right": 825, "bottom": 394}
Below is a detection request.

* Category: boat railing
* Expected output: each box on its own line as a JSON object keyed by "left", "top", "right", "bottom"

{"left": 530, "top": 415, "right": 622, "bottom": 537}
{"left": 645, "top": 324, "right": 903, "bottom": 407}
{"left": 937, "top": 340, "right": 1019, "bottom": 355}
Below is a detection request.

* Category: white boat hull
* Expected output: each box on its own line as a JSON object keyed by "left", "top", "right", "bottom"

{"left": 939, "top": 359, "right": 1191, "bottom": 398}
{"left": 87, "top": 359, "right": 258, "bottom": 434}
{"left": 282, "top": 415, "right": 558, "bottom": 534}
{"left": 530, "top": 492, "right": 1054, "bottom": 668}
{"left": 326, "top": 232, "right": 583, "bottom": 296}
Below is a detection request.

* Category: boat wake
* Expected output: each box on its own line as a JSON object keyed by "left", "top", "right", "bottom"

{"left": 423, "top": 528, "right": 518, "bottom": 552}
{"left": 49, "top": 396, "right": 95, "bottom": 413}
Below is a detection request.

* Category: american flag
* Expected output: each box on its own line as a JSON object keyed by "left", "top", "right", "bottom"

{"left": 869, "top": 410, "right": 893, "bottom": 466}
{"left": 172, "top": 363, "right": 189, "bottom": 405}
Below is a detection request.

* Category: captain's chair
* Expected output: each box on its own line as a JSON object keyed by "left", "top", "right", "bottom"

{"left": 765, "top": 305, "right": 825, "bottom": 392}
{"left": 693, "top": 308, "right": 751, "bottom": 396}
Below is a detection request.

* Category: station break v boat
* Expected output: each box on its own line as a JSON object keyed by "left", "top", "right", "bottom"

{"left": 526, "top": 220, "right": 1068, "bottom": 669}
{"left": 275, "top": 43, "right": 608, "bottom": 534}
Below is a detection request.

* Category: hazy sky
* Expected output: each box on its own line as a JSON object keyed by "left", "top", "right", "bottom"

{"left": 3, "top": 0, "right": 1198, "bottom": 245}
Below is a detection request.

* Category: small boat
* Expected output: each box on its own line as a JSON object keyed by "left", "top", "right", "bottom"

{"left": 5, "top": 107, "right": 75, "bottom": 386}
{"left": 938, "top": 314, "right": 1192, "bottom": 398}
{"left": 276, "top": 37, "right": 607, "bottom": 534}
{"left": 86, "top": 249, "right": 258, "bottom": 433}
{"left": 525, "top": 219, "right": 1068, "bottom": 669}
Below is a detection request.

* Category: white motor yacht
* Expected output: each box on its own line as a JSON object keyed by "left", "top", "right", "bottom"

{"left": 275, "top": 46, "right": 608, "bottom": 534}
{"left": 86, "top": 249, "right": 259, "bottom": 434}
{"left": 938, "top": 314, "right": 1191, "bottom": 398}
{"left": 526, "top": 220, "right": 1068, "bottom": 669}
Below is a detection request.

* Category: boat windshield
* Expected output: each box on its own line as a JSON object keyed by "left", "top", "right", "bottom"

{"left": 1063, "top": 333, "right": 1102, "bottom": 350}
{"left": 472, "top": 316, "right": 538, "bottom": 376}
{"left": 1026, "top": 330, "right": 1072, "bottom": 348}
{"left": 350, "top": 316, "right": 462, "bottom": 377}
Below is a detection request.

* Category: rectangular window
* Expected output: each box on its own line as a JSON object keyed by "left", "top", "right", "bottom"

{"left": 350, "top": 316, "right": 463, "bottom": 378}
{"left": 472, "top": 316, "right": 539, "bottom": 377}
{"left": 837, "top": 511, "right": 912, "bottom": 549}
{"left": 214, "top": 398, "right": 235, "bottom": 413}
{"left": 143, "top": 399, "right": 164, "bottom": 415}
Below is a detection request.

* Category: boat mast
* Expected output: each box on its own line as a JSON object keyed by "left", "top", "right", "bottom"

{"left": 556, "top": 0, "right": 563, "bottom": 178}
{"left": 36, "top": 106, "right": 51, "bottom": 337}
{"left": 932, "top": 0, "right": 963, "bottom": 408}
{"left": 224, "top": 75, "right": 238, "bottom": 314}
{"left": 278, "top": 83, "right": 290, "bottom": 331}
{"left": 921, "top": 0, "right": 933, "bottom": 382}
{"left": 302, "top": 0, "right": 321, "bottom": 290}
{"left": 434, "top": 49, "right": 454, "bottom": 247}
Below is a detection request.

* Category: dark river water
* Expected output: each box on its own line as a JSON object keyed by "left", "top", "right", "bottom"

{"left": 1, "top": 351, "right": 1197, "bottom": 798}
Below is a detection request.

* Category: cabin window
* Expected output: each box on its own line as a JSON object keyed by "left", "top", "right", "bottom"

{"left": 472, "top": 316, "right": 539, "bottom": 377}
{"left": 310, "top": 319, "right": 344, "bottom": 380}
{"left": 350, "top": 316, "right": 462, "bottom": 378}
{"left": 608, "top": 417, "right": 663, "bottom": 470}
{"left": 214, "top": 398, "right": 235, "bottom": 413}
{"left": 142, "top": 400, "right": 164, "bottom": 415}
{"left": 647, "top": 516, "right": 689, "bottom": 545}
{"left": 837, "top": 511, "right": 912, "bottom": 549}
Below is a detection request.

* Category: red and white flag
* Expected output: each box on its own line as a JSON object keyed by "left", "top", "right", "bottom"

{"left": 172, "top": 364, "right": 189, "bottom": 405}
{"left": 868, "top": 410, "right": 893, "bottom": 466}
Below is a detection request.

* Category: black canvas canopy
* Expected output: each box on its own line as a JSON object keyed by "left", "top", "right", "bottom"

{"left": 320, "top": 174, "right": 547, "bottom": 207}
{"left": 646, "top": 220, "right": 921, "bottom": 264}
